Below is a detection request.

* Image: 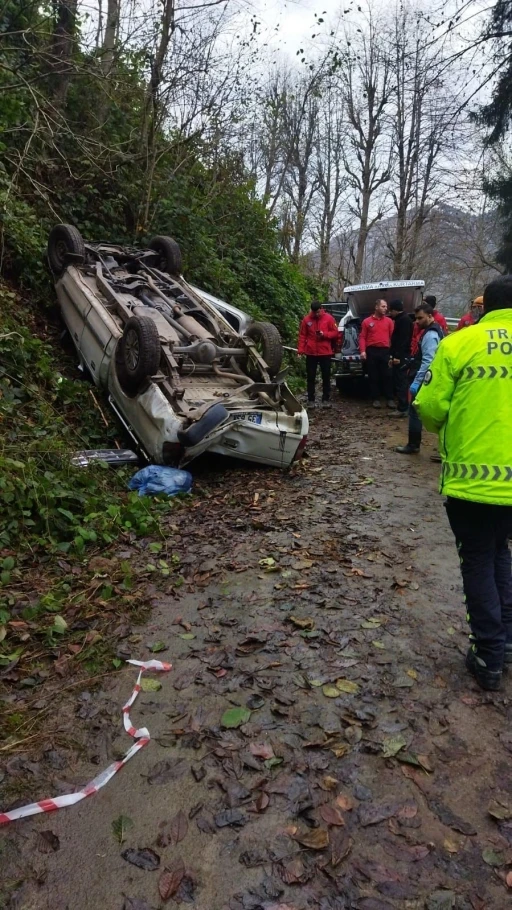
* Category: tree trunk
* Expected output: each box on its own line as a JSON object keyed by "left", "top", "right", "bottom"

{"left": 49, "top": 0, "right": 78, "bottom": 106}
{"left": 100, "top": 0, "right": 120, "bottom": 75}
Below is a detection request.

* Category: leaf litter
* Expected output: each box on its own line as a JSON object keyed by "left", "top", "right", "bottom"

{"left": 5, "top": 404, "right": 509, "bottom": 909}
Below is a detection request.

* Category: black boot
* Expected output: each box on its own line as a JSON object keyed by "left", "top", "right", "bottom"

{"left": 465, "top": 648, "right": 502, "bottom": 691}
{"left": 395, "top": 431, "right": 421, "bottom": 455}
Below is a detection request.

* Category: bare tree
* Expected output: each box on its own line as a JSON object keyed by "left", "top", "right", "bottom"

{"left": 336, "top": 13, "right": 392, "bottom": 282}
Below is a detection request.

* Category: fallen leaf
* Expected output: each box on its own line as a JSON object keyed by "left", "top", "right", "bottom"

{"left": 141, "top": 677, "right": 162, "bottom": 692}
{"left": 320, "top": 804, "right": 346, "bottom": 826}
{"left": 278, "top": 855, "right": 307, "bottom": 884}
{"left": 482, "top": 847, "right": 505, "bottom": 867}
{"left": 336, "top": 793, "right": 356, "bottom": 811}
{"left": 488, "top": 800, "right": 512, "bottom": 821}
{"left": 121, "top": 848, "right": 160, "bottom": 871}
{"left": 330, "top": 827, "right": 353, "bottom": 866}
{"left": 291, "top": 559, "right": 314, "bottom": 570}
{"left": 250, "top": 742, "right": 275, "bottom": 760}
{"left": 36, "top": 830, "right": 60, "bottom": 853}
{"left": 506, "top": 870, "right": 512, "bottom": 888}
{"left": 330, "top": 742, "right": 351, "bottom": 758}
{"left": 322, "top": 685, "right": 341, "bottom": 698}
{"left": 294, "top": 827, "right": 329, "bottom": 850}
{"left": 430, "top": 801, "right": 476, "bottom": 836}
{"left": 150, "top": 641, "right": 167, "bottom": 653}
{"left": 147, "top": 759, "right": 188, "bottom": 785}
{"left": 289, "top": 615, "right": 315, "bottom": 630}
{"left": 254, "top": 791, "right": 270, "bottom": 812}
{"left": 112, "top": 815, "right": 134, "bottom": 844}
{"left": 372, "top": 640, "right": 385, "bottom": 649}
{"left": 393, "top": 673, "right": 414, "bottom": 688}
{"left": 221, "top": 706, "right": 251, "bottom": 728}
{"left": 361, "top": 619, "right": 381, "bottom": 629}
{"left": 259, "top": 557, "right": 276, "bottom": 568}
{"left": 406, "top": 668, "right": 418, "bottom": 680}
{"left": 382, "top": 735, "right": 407, "bottom": 759}
{"left": 159, "top": 858, "right": 185, "bottom": 901}
{"left": 443, "top": 837, "right": 461, "bottom": 854}
{"left": 320, "top": 775, "right": 338, "bottom": 791}
{"left": 336, "top": 679, "right": 360, "bottom": 694}
{"left": 179, "top": 633, "right": 196, "bottom": 640}
{"left": 214, "top": 808, "right": 246, "bottom": 827}
{"left": 162, "top": 810, "right": 188, "bottom": 846}
{"left": 359, "top": 803, "right": 397, "bottom": 826}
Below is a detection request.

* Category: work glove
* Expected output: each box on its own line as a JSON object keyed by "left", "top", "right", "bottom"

{"left": 409, "top": 381, "right": 420, "bottom": 396}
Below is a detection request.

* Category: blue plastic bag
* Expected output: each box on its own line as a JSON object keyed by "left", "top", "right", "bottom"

{"left": 127, "top": 465, "right": 192, "bottom": 497}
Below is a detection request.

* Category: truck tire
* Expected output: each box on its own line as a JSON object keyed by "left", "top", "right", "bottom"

{"left": 115, "top": 316, "right": 161, "bottom": 395}
{"left": 177, "top": 404, "right": 228, "bottom": 447}
{"left": 47, "top": 224, "right": 85, "bottom": 274}
{"left": 246, "top": 321, "right": 283, "bottom": 378}
{"left": 149, "top": 235, "right": 182, "bottom": 276}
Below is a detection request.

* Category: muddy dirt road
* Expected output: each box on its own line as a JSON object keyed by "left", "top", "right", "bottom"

{"left": 3, "top": 397, "right": 512, "bottom": 910}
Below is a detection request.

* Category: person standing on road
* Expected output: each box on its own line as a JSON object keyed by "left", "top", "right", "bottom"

{"left": 457, "top": 295, "right": 484, "bottom": 330}
{"left": 411, "top": 294, "right": 447, "bottom": 356}
{"left": 415, "top": 278, "right": 512, "bottom": 691}
{"left": 359, "top": 299, "right": 395, "bottom": 409}
{"left": 389, "top": 299, "right": 413, "bottom": 416}
{"left": 395, "top": 303, "right": 443, "bottom": 455}
{"left": 298, "top": 300, "right": 339, "bottom": 408}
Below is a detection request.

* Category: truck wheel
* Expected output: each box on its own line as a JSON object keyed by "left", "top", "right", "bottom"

{"left": 149, "top": 235, "right": 182, "bottom": 276}
{"left": 47, "top": 224, "right": 85, "bottom": 274}
{"left": 115, "top": 316, "right": 161, "bottom": 395}
{"left": 246, "top": 321, "right": 283, "bottom": 378}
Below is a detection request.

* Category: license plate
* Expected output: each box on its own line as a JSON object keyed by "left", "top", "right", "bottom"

{"left": 233, "top": 411, "right": 262, "bottom": 424}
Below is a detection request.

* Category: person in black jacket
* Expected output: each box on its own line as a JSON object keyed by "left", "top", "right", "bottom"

{"left": 389, "top": 300, "right": 413, "bottom": 415}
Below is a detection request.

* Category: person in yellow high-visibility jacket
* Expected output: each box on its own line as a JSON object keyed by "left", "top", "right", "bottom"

{"left": 415, "top": 278, "right": 512, "bottom": 691}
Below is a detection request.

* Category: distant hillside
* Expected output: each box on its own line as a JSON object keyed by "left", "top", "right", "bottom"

{"left": 307, "top": 204, "right": 504, "bottom": 317}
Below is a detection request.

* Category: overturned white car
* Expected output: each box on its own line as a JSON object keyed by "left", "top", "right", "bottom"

{"left": 48, "top": 225, "right": 308, "bottom": 468}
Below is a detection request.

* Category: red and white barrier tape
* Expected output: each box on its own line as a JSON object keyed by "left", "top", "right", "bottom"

{"left": 0, "top": 658, "right": 171, "bottom": 826}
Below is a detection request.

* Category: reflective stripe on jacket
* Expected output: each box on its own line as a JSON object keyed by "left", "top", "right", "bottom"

{"left": 415, "top": 308, "right": 512, "bottom": 505}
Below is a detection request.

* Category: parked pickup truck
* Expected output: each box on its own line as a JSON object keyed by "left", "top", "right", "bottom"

{"left": 333, "top": 280, "right": 425, "bottom": 388}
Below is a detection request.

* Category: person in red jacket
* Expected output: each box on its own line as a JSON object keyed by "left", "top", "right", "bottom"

{"left": 298, "top": 301, "right": 339, "bottom": 407}
{"left": 411, "top": 294, "right": 448, "bottom": 355}
{"left": 457, "top": 295, "right": 484, "bottom": 329}
{"left": 359, "top": 299, "right": 395, "bottom": 408}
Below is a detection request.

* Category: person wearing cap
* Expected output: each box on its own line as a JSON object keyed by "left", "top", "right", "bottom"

{"left": 298, "top": 300, "right": 339, "bottom": 408}
{"left": 457, "top": 296, "right": 484, "bottom": 330}
{"left": 388, "top": 299, "right": 413, "bottom": 415}
{"left": 415, "top": 277, "right": 512, "bottom": 691}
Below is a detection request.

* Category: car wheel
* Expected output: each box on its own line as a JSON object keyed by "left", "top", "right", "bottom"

{"left": 115, "top": 316, "right": 161, "bottom": 395}
{"left": 148, "top": 235, "right": 183, "bottom": 276}
{"left": 246, "top": 321, "right": 283, "bottom": 379}
{"left": 47, "top": 224, "right": 86, "bottom": 274}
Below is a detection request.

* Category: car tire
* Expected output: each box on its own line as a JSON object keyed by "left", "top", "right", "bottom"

{"left": 177, "top": 404, "right": 228, "bottom": 447}
{"left": 47, "top": 224, "right": 86, "bottom": 274}
{"left": 246, "top": 321, "right": 283, "bottom": 378}
{"left": 149, "top": 235, "right": 183, "bottom": 276}
{"left": 115, "top": 316, "right": 161, "bottom": 395}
